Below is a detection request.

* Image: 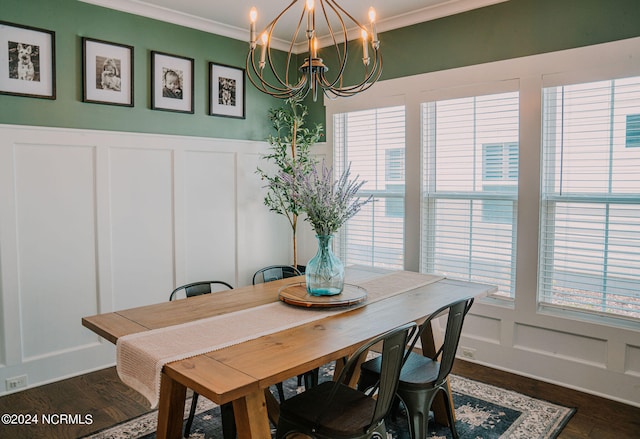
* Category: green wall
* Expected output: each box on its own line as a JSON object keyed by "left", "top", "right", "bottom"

{"left": 311, "top": 0, "right": 640, "bottom": 124}
{"left": 3, "top": 0, "right": 640, "bottom": 138}
{"left": 0, "top": 0, "right": 282, "bottom": 141}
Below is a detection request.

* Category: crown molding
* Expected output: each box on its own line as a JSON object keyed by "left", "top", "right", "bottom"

{"left": 80, "top": 0, "right": 509, "bottom": 53}
{"left": 303, "top": 0, "right": 509, "bottom": 53}
{"left": 78, "top": 0, "right": 292, "bottom": 51}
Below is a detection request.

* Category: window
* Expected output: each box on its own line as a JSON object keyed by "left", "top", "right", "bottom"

{"left": 540, "top": 77, "right": 640, "bottom": 320}
{"left": 333, "top": 106, "right": 405, "bottom": 269}
{"left": 421, "top": 92, "right": 519, "bottom": 298}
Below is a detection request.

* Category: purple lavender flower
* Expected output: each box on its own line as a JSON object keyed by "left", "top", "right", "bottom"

{"left": 283, "top": 160, "right": 372, "bottom": 236}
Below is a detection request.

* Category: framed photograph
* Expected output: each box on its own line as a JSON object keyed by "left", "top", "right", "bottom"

{"left": 209, "top": 62, "right": 245, "bottom": 119}
{"left": 0, "top": 21, "right": 55, "bottom": 99}
{"left": 82, "top": 37, "right": 133, "bottom": 106}
{"left": 151, "top": 51, "right": 194, "bottom": 113}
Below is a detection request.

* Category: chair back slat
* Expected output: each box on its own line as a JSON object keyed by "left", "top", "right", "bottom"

{"left": 436, "top": 298, "right": 473, "bottom": 384}
{"left": 370, "top": 328, "right": 412, "bottom": 426}
{"left": 169, "top": 280, "right": 233, "bottom": 301}
{"left": 252, "top": 265, "right": 301, "bottom": 284}
{"left": 185, "top": 283, "right": 212, "bottom": 297}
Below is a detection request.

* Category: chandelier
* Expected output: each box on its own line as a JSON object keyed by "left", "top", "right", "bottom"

{"left": 247, "top": 0, "right": 382, "bottom": 101}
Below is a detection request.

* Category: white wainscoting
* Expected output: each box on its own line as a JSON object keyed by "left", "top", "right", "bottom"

{"left": 0, "top": 124, "right": 324, "bottom": 395}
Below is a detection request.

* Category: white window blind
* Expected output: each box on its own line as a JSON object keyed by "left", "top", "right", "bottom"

{"left": 421, "top": 92, "right": 519, "bottom": 298}
{"left": 333, "top": 106, "right": 405, "bottom": 269}
{"left": 540, "top": 76, "right": 640, "bottom": 320}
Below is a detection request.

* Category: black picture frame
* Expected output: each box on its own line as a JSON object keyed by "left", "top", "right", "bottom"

{"left": 82, "top": 37, "right": 134, "bottom": 107}
{"left": 208, "top": 62, "right": 245, "bottom": 119}
{"left": 151, "top": 51, "right": 194, "bottom": 114}
{"left": 0, "top": 20, "right": 56, "bottom": 99}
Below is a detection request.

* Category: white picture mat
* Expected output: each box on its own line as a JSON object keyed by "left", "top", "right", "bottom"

{"left": 0, "top": 23, "right": 54, "bottom": 96}
{"left": 84, "top": 39, "right": 132, "bottom": 105}
{"left": 152, "top": 53, "right": 193, "bottom": 112}
{"left": 210, "top": 64, "right": 244, "bottom": 118}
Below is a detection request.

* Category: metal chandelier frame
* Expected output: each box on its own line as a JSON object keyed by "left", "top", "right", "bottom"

{"left": 247, "top": 0, "right": 382, "bottom": 101}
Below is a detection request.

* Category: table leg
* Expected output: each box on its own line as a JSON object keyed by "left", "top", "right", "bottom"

{"left": 233, "top": 389, "right": 272, "bottom": 439}
{"left": 420, "top": 322, "right": 455, "bottom": 427}
{"left": 156, "top": 372, "right": 187, "bottom": 439}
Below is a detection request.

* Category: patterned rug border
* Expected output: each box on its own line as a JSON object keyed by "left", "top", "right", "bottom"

{"left": 83, "top": 375, "right": 575, "bottom": 439}
{"left": 449, "top": 375, "right": 575, "bottom": 439}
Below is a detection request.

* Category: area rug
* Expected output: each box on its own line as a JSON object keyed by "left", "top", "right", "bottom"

{"left": 84, "top": 366, "right": 574, "bottom": 439}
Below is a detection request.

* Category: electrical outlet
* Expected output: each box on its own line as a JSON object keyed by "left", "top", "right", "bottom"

{"left": 6, "top": 375, "right": 27, "bottom": 391}
{"left": 460, "top": 347, "right": 476, "bottom": 360}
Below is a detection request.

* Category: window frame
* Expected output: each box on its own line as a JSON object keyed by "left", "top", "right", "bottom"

{"left": 420, "top": 92, "right": 520, "bottom": 300}
{"left": 538, "top": 78, "right": 640, "bottom": 323}
{"left": 332, "top": 106, "right": 407, "bottom": 270}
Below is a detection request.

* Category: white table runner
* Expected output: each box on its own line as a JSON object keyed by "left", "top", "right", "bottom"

{"left": 117, "top": 270, "right": 444, "bottom": 407}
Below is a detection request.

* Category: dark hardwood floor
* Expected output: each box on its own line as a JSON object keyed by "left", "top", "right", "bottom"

{"left": 452, "top": 361, "right": 640, "bottom": 439}
{"left": 0, "top": 360, "right": 638, "bottom": 438}
{"left": 0, "top": 367, "right": 149, "bottom": 439}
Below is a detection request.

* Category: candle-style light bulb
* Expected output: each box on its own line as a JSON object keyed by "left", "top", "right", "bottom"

{"left": 260, "top": 32, "right": 268, "bottom": 68}
{"left": 368, "top": 7, "right": 378, "bottom": 47}
{"left": 361, "top": 29, "right": 370, "bottom": 65}
{"left": 249, "top": 7, "right": 258, "bottom": 47}
{"left": 368, "top": 7, "right": 376, "bottom": 23}
{"left": 306, "top": 0, "right": 315, "bottom": 37}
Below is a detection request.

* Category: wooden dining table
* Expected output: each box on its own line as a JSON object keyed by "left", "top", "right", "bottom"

{"left": 82, "top": 266, "right": 496, "bottom": 439}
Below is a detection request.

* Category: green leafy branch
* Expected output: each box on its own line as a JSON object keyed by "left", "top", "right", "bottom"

{"left": 256, "top": 98, "right": 323, "bottom": 266}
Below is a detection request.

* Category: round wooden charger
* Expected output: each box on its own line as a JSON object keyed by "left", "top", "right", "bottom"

{"left": 278, "top": 282, "right": 368, "bottom": 308}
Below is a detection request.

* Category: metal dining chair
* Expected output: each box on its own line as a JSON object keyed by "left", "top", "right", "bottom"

{"left": 275, "top": 322, "right": 417, "bottom": 439}
{"left": 358, "top": 297, "right": 475, "bottom": 439}
{"left": 169, "top": 280, "right": 236, "bottom": 439}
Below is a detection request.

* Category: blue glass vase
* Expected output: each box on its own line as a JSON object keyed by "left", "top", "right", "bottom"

{"left": 306, "top": 234, "right": 345, "bottom": 296}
